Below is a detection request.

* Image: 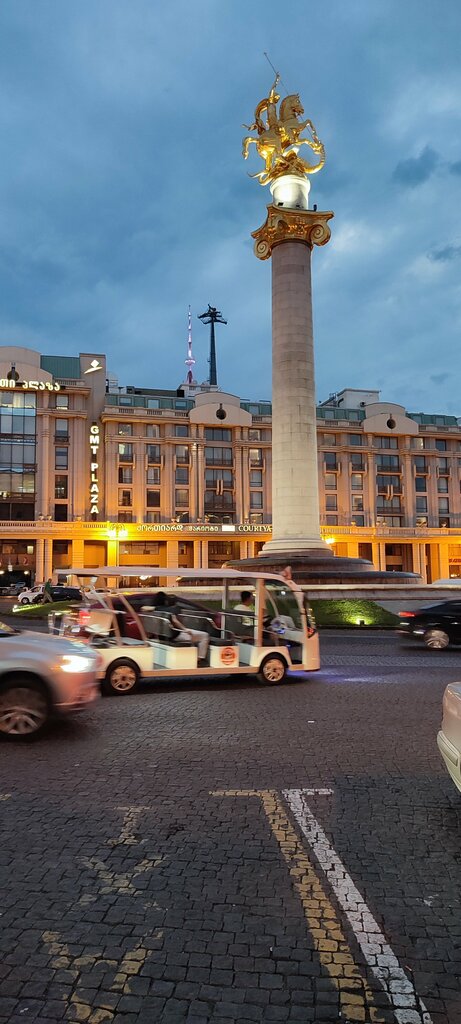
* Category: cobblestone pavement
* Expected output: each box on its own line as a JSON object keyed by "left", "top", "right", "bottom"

{"left": 1, "top": 630, "right": 461, "bottom": 1024}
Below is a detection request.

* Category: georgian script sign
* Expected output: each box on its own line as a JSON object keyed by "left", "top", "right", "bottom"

{"left": 0, "top": 378, "right": 61, "bottom": 391}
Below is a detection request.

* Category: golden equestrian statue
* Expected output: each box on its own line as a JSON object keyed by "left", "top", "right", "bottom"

{"left": 242, "top": 73, "right": 325, "bottom": 186}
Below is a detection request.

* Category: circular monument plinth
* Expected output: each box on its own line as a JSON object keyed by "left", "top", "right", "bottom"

{"left": 227, "top": 549, "right": 419, "bottom": 585}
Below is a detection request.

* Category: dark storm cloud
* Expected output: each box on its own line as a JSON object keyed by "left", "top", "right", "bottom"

{"left": 428, "top": 244, "right": 461, "bottom": 263}
{"left": 392, "top": 146, "right": 439, "bottom": 188}
{"left": 0, "top": 0, "right": 461, "bottom": 411}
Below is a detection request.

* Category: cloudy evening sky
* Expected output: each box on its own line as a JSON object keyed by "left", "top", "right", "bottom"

{"left": 1, "top": 1, "right": 460, "bottom": 413}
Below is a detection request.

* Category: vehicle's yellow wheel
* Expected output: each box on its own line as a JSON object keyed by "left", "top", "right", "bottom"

{"left": 104, "top": 660, "right": 139, "bottom": 696}
{"left": 257, "top": 655, "right": 287, "bottom": 685}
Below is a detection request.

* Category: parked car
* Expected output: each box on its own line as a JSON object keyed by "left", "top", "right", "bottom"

{"left": 438, "top": 684, "right": 461, "bottom": 793}
{"left": 0, "top": 620, "right": 100, "bottom": 740}
{"left": 398, "top": 600, "right": 461, "bottom": 649}
{"left": 17, "top": 585, "right": 82, "bottom": 606}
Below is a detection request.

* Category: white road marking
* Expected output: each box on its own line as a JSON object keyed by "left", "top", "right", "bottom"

{"left": 107, "top": 805, "right": 150, "bottom": 846}
{"left": 284, "top": 788, "right": 432, "bottom": 1024}
{"left": 0, "top": 793, "right": 11, "bottom": 801}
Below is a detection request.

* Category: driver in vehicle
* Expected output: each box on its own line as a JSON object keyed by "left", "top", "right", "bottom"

{"left": 154, "top": 593, "right": 210, "bottom": 662}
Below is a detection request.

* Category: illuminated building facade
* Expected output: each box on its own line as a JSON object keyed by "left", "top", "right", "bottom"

{"left": 1, "top": 347, "right": 461, "bottom": 585}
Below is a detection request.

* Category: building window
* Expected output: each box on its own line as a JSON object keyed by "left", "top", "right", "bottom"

{"left": 54, "top": 504, "right": 68, "bottom": 522}
{"left": 55, "top": 418, "right": 69, "bottom": 441}
{"left": 324, "top": 472, "right": 337, "bottom": 490}
{"left": 438, "top": 498, "right": 449, "bottom": 513}
{"left": 250, "top": 492, "right": 263, "bottom": 509}
{"left": 146, "top": 490, "right": 160, "bottom": 507}
{"left": 118, "top": 423, "right": 133, "bottom": 436}
{"left": 249, "top": 449, "right": 263, "bottom": 466}
{"left": 351, "top": 473, "right": 363, "bottom": 490}
{"left": 324, "top": 452, "right": 337, "bottom": 470}
{"left": 249, "top": 513, "right": 263, "bottom": 524}
{"left": 175, "top": 488, "right": 189, "bottom": 507}
{"left": 436, "top": 439, "right": 447, "bottom": 451}
{"left": 118, "top": 443, "right": 133, "bottom": 462}
{"left": 351, "top": 453, "right": 365, "bottom": 470}
{"left": 145, "top": 511, "right": 160, "bottom": 523}
{"left": 175, "top": 467, "right": 189, "bottom": 485}
{"left": 415, "top": 476, "right": 426, "bottom": 492}
{"left": 205, "top": 468, "right": 234, "bottom": 487}
{"left": 250, "top": 470, "right": 263, "bottom": 487}
{"left": 118, "top": 467, "right": 133, "bottom": 484}
{"left": 55, "top": 476, "right": 68, "bottom": 500}
{"left": 174, "top": 424, "right": 189, "bottom": 437}
{"left": 416, "top": 496, "right": 428, "bottom": 514}
{"left": 118, "top": 511, "right": 133, "bottom": 522}
{"left": 147, "top": 444, "right": 161, "bottom": 463}
{"left": 249, "top": 428, "right": 261, "bottom": 441}
{"left": 326, "top": 495, "right": 337, "bottom": 511}
{"left": 376, "top": 454, "right": 400, "bottom": 470}
{"left": 176, "top": 445, "right": 189, "bottom": 464}
{"left": 352, "top": 515, "right": 365, "bottom": 527}
{"left": 438, "top": 477, "right": 449, "bottom": 493}
{"left": 325, "top": 515, "right": 338, "bottom": 525}
{"left": 377, "top": 474, "right": 402, "bottom": 494}
{"left": 55, "top": 394, "right": 69, "bottom": 410}
{"left": 348, "top": 434, "right": 363, "bottom": 446}
{"left": 119, "top": 395, "right": 133, "bottom": 406}
{"left": 352, "top": 494, "right": 364, "bottom": 511}
{"left": 373, "top": 436, "right": 398, "bottom": 449}
{"left": 55, "top": 447, "right": 68, "bottom": 470}
{"left": 412, "top": 437, "right": 425, "bottom": 449}
{"left": 146, "top": 424, "right": 159, "bottom": 437}
{"left": 321, "top": 433, "right": 337, "bottom": 446}
{"left": 205, "top": 447, "right": 233, "bottom": 466}
{"left": 205, "top": 427, "right": 232, "bottom": 441}
{"left": 438, "top": 457, "right": 449, "bottom": 472}
{"left": 119, "top": 489, "right": 132, "bottom": 507}
{"left": 414, "top": 456, "right": 427, "bottom": 472}
{"left": 377, "top": 496, "right": 402, "bottom": 512}
{"left": 146, "top": 467, "right": 160, "bottom": 485}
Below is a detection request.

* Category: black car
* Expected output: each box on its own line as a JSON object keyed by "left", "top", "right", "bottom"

{"left": 50, "top": 586, "right": 82, "bottom": 603}
{"left": 398, "top": 601, "right": 461, "bottom": 649}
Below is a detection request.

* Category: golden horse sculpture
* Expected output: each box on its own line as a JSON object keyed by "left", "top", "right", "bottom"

{"left": 242, "top": 74, "right": 325, "bottom": 186}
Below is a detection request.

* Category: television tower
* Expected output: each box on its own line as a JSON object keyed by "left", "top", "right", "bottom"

{"left": 184, "top": 306, "right": 196, "bottom": 384}
{"left": 198, "top": 304, "right": 227, "bottom": 387}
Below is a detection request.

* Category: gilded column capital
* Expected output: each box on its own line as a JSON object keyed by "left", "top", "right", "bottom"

{"left": 252, "top": 205, "right": 333, "bottom": 261}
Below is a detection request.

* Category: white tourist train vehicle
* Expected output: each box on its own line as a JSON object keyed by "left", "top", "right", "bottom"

{"left": 49, "top": 567, "right": 320, "bottom": 695}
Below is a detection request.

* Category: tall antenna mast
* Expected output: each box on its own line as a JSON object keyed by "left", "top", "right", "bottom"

{"left": 197, "top": 304, "right": 227, "bottom": 387}
{"left": 184, "top": 305, "right": 196, "bottom": 383}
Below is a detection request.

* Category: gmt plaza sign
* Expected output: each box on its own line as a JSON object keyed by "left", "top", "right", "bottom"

{"left": 89, "top": 424, "right": 101, "bottom": 516}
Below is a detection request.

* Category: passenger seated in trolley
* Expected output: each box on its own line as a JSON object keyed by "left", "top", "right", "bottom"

{"left": 154, "top": 592, "right": 210, "bottom": 662}
{"left": 233, "top": 591, "right": 255, "bottom": 629}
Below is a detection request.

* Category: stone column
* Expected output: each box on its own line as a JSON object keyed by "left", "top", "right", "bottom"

{"left": 252, "top": 199, "right": 333, "bottom": 556}
{"left": 44, "top": 537, "right": 53, "bottom": 581}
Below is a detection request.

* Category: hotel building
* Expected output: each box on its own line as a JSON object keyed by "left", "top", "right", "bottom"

{"left": 1, "top": 345, "right": 461, "bottom": 585}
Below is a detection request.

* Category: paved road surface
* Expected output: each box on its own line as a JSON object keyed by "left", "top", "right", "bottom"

{"left": 1, "top": 630, "right": 461, "bottom": 1023}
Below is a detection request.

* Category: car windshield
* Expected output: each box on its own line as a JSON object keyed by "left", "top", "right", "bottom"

{"left": 0, "top": 621, "right": 19, "bottom": 636}
{"left": 265, "top": 582, "right": 303, "bottom": 629}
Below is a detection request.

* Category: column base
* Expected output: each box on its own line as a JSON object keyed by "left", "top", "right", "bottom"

{"left": 227, "top": 547, "right": 420, "bottom": 585}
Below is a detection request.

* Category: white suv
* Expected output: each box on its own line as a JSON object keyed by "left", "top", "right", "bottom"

{"left": 17, "top": 584, "right": 44, "bottom": 605}
{"left": 0, "top": 620, "right": 100, "bottom": 740}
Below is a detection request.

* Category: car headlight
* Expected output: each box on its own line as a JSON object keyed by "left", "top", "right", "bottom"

{"left": 60, "top": 654, "right": 96, "bottom": 674}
